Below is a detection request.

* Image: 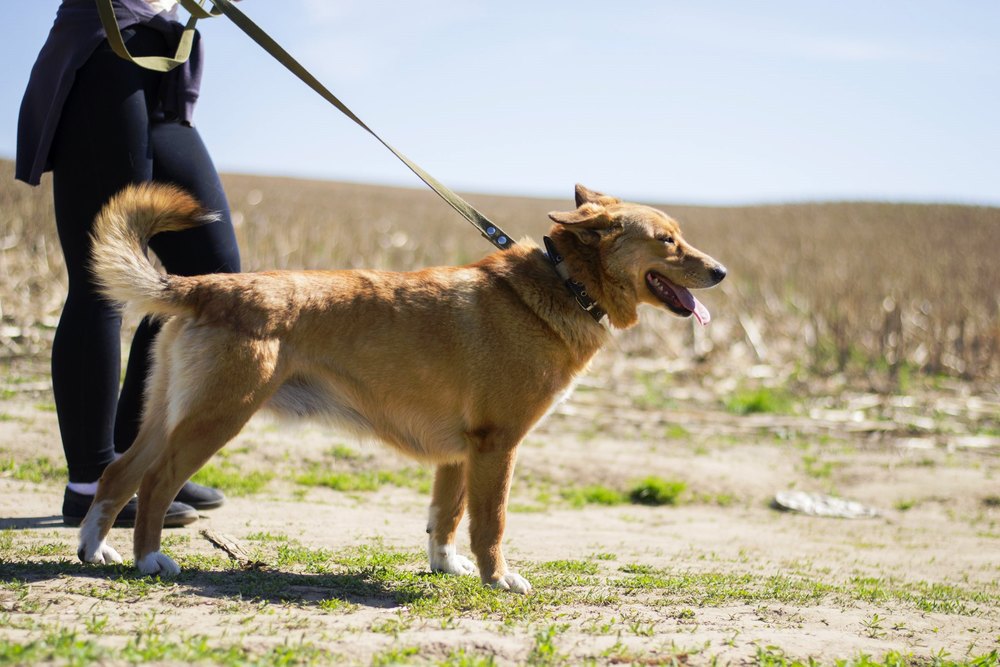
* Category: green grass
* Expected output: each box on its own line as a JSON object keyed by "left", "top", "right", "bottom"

{"left": 849, "top": 576, "right": 999, "bottom": 615}
{"left": 316, "top": 596, "right": 356, "bottom": 613}
{"left": 15, "top": 541, "right": 71, "bottom": 559}
{"left": 245, "top": 531, "right": 291, "bottom": 543}
{"left": 559, "top": 477, "right": 688, "bottom": 508}
{"left": 754, "top": 646, "right": 999, "bottom": 667}
{"left": 0, "top": 530, "right": 14, "bottom": 556}
{"left": 190, "top": 462, "right": 273, "bottom": 496}
{"left": 274, "top": 542, "right": 338, "bottom": 573}
{"left": 439, "top": 649, "right": 499, "bottom": 666}
{"left": 724, "top": 387, "right": 795, "bottom": 415}
{"left": 664, "top": 423, "right": 691, "bottom": 439}
{"left": 371, "top": 646, "right": 420, "bottom": 666}
{"left": 3, "top": 503, "right": 996, "bottom": 665}
{"left": 370, "top": 613, "right": 413, "bottom": 636}
{"left": 328, "top": 444, "right": 361, "bottom": 460}
{"left": 1, "top": 535, "right": 997, "bottom": 667}
{"left": 5, "top": 524, "right": 995, "bottom": 621}
{"left": 612, "top": 565, "right": 833, "bottom": 605}
{"left": 295, "top": 465, "right": 431, "bottom": 494}
{"left": 711, "top": 492, "right": 737, "bottom": 506}
{"left": 536, "top": 560, "right": 600, "bottom": 576}
{"left": 76, "top": 573, "right": 178, "bottom": 602}
{"left": 628, "top": 476, "right": 687, "bottom": 506}
{"left": 526, "top": 624, "right": 567, "bottom": 666}
{"left": 560, "top": 485, "right": 625, "bottom": 508}
{"left": 1, "top": 560, "right": 996, "bottom": 667}
{"left": 0, "top": 628, "right": 105, "bottom": 666}
{"left": 0, "top": 626, "right": 328, "bottom": 667}
{"left": 0, "top": 530, "right": 74, "bottom": 561}
{"left": 270, "top": 542, "right": 613, "bottom": 622}
{"left": 0, "top": 455, "right": 66, "bottom": 484}
{"left": 802, "top": 453, "right": 841, "bottom": 479}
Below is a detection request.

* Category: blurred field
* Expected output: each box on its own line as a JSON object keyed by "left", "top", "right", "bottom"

{"left": 2, "top": 158, "right": 998, "bottom": 388}
{"left": 3, "top": 159, "right": 1000, "bottom": 664}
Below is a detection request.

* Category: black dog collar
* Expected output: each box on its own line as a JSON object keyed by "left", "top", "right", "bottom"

{"left": 543, "top": 236, "right": 606, "bottom": 323}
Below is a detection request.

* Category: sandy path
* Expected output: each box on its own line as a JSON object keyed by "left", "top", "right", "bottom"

{"left": 1, "top": 366, "right": 998, "bottom": 665}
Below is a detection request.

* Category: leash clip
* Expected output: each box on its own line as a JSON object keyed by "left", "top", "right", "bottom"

{"left": 482, "top": 225, "right": 511, "bottom": 250}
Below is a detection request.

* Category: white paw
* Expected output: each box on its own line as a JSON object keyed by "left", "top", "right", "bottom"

{"left": 429, "top": 543, "right": 477, "bottom": 576}
{"left": 78, "top": 540, "right": 123, "bottom": 566}
{"left": 488, "top": 572, "right": 532, "bottom": 594}
{"left": 78, "top": 501, "right": 121, "bottom": 565}
{"left": 136, "top": 551, "right": 181, "bottom": 577}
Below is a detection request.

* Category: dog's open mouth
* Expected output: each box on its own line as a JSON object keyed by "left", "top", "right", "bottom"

{"left": 645, "top": 271, "right": 711, "bottom": 325}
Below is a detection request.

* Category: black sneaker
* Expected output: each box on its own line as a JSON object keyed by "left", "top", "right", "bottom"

{"left": 174, "top": 481, "right": 225, "bottom": 510}
{"left": 62, "top": 488, "right": 199, "bottom": 528}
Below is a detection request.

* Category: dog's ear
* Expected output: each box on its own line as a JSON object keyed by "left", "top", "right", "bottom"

{"left": 548, "top": 203, "right": 610, "bottom": 230}
{"left": 548, "top": 203, "right": 617, "bottom": 245}
{"left": 575, "top": 184, "right": 621, "bottom": 208}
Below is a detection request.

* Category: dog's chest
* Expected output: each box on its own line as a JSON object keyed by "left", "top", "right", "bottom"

{"left": 536, "top": 376, "right": 581, "bottom": 427}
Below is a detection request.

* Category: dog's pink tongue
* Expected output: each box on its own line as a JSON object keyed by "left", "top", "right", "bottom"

{"left": 673, "top": 285, "right": 711, "bottom": 326}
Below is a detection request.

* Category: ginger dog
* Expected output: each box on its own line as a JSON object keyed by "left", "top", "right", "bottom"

{"left": 78, "top": 183, "right": 726, "bottom": 593}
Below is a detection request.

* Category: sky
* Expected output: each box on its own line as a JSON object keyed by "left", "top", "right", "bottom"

{"left": 2, "top": 1, "right": 998, "bottom": 206}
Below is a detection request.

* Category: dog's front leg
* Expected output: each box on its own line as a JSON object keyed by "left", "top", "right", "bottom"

{"left": 466, "top": 439, "right": 531, "bottom": 594}
{"left": 427, "top": 461, "right": 475, "bottom": 576}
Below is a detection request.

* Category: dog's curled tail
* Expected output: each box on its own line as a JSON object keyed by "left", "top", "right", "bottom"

{"left": 90, "top": 183, "right": 217, "bottom": 317}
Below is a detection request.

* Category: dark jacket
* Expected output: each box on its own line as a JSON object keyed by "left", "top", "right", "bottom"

{"left": 16, "top": 0, "right": 204, "bottom": 185}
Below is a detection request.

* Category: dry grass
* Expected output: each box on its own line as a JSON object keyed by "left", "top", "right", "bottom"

{"left": 2, "top": 158, "right": 998, "bottom": 385}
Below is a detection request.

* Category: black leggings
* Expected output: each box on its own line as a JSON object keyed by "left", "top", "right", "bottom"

{"left": 49, "top": 27, "right": 240, "bottom": 483}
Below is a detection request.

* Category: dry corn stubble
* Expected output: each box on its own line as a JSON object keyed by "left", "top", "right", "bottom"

{"left": 1, "top": 160, "right": 998, "bottom": 384}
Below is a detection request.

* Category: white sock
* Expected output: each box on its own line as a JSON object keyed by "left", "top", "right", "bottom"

{"left": 67, "top": 481, "right": 99, "bottom": 496}
{"left": 67, "top": 451, "right": 127, "bottom": 496}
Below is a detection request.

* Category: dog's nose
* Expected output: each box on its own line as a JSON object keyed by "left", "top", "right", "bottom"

{"left": 710, "top": 264, "right": 727, "bottom": 283}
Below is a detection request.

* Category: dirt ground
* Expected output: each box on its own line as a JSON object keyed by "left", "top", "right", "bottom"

{"left": 1, "top": 352, "right": 999, "bottom": 665}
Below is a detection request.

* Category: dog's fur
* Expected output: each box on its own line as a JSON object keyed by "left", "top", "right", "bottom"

{"left": 78, "top": 183, "right": 725, "bottom": 593}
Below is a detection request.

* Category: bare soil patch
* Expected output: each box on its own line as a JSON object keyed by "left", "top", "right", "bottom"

{"left": 2, "top": 353, "right": 998, "bottom": 665}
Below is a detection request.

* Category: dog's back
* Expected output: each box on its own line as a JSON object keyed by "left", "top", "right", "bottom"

{"left": 92, "top": 184, "right": 597, "bottom": 458}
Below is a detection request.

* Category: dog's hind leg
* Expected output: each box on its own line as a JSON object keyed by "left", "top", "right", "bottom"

{"left": 427, "top": 461, "right": 476, "bottom": 576}
{"left": 77, "top": 418, "right": 168, "bottom": 566}
{"left": 466, "top": 430, "right": 531, "bottom": 593}
{"left": 78, "top": 418, "right": 168, "bottom": 566}
{"left": 132, "top": 338, "right": 281, "bottom": 576}
{"left": 78, "top": 341, "right": 173, "bottom": 567}
{"left": 131, "top": 396, "right": 266, "bottom": 576}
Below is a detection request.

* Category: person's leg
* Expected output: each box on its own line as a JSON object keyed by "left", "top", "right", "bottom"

{"left": 49, "top": 30, "right": 163, "bottom": 487}
{"left": 113, "top": 120, "right": 241, "bottom": 453}
{"left": 49, "top": 27, "right": 199, "bottom": 525}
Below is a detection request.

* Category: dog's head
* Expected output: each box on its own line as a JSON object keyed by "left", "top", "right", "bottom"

{"left": 547, "top": 185, "right": 726, "bottom": 329}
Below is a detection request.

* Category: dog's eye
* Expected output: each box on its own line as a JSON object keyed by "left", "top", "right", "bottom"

{"left": 656, "top": 235, "right": 675, "bottom": 245}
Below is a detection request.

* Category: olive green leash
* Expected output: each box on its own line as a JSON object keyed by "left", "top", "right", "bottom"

{"left": 95, "top": 0, "right": 515, "bottom": 251}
